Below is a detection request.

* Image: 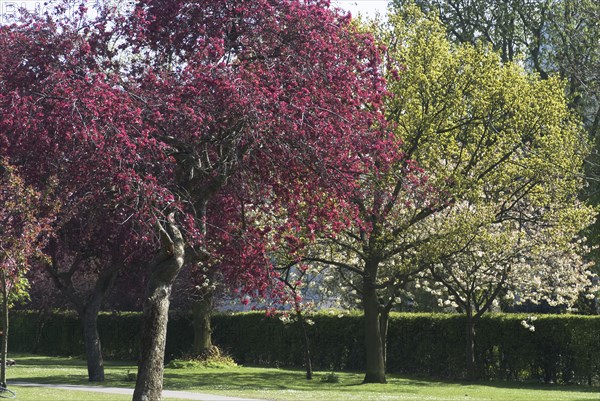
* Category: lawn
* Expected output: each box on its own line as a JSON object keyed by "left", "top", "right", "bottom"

{"left": 0, "top": 386, "right": 135, "bottom": 401}
{"left": 4, "top": 353, "right": 600, "bottom": 401}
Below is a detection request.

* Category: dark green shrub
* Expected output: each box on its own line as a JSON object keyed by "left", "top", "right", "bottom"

{"left": 320, "top": 372, "right": 341, "bottom": 383}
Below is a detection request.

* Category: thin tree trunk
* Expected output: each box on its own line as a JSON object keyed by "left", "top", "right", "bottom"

{"left": 362, "top": 268, "right": 386, "bottom": 384}
{"left": 0, "top": 276, "right": 8, "bottom": 388}
{"left": 465, "top": 312, "right": 476, "bottom": 381}
{"left": 379, "top": 308, "right": 390, "bottom": 370}
{"left": 133, "top": 218, "right": 185, "bottom": 401}
{"left": 32, "top": 307, "right": 49, "bottom": 354}
{"left": 296, "top": 310, "right": 313, "bottom": 380}
{"left": 192, "top": 293, "right": 213, "bottom": 354}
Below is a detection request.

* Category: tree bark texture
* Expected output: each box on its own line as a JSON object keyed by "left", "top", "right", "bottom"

{"left": 362, "top": 267, "right": 387, "bottom": 384}
{"left": 192, "top": 294, "right": 213, "bottom": 354}
{"left": 82, "top": 304, "right": 105, "bottom": 382}
{"left": 465, "top": 313, "right": 476, "bottom": 381}
{"left": 133, "top": 218, "right": 185, "bottom": 401}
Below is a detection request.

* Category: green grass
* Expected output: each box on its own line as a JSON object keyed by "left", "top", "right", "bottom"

{"left": 1, "top": 386, "right": 134, "bottom": 401}
{"left": 4, "top": 353, "right": 600, "bottom": 401}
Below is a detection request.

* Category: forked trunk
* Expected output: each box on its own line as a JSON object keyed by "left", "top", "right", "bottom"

{"left": 48, "top": 249, "right": 121, "bottom": 382}
{"left": 133, "top": 218, "right": 185, "bottom": 401}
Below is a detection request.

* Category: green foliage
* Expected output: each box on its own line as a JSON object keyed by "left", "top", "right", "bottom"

{"left": 8, "top": 311, "right": 600, "bottom": 384}
{"left": 394, "top": 0, "right": 600, "bottom": 294}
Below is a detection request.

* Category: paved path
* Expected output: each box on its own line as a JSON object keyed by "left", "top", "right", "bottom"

{"left": 10, "top": 382, "right": 268, "bottom": 401}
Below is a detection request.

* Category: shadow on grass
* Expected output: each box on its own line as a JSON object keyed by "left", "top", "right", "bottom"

{"left": 6, "top": 353, "right": 136, "bottom": 388}
{"left": 465, "top": 380, "right": 600, "bottom": 394}
{"left": 386, "top": 373, "right": 600, "bottom": 395}
{"left": 163, "top": 369, "right": 430, "bottom": 395}
{"left": 7, "top": 354, "right": 600, "bottom": 399}
{"left": 164, "top": 370, "right": 310, "bottom": 391}
{"left": 10, "top": 355, "right": 87, "bottom": 367}
{"left": 10, "top": 354, "right": 132, "bottom": 367}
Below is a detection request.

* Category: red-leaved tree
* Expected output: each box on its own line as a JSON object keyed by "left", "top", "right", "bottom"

{"left": 2, "top": 1, "right": 389, "bottom": 398}
{"left": 117, "top": 2, "right": 389, "bottom": 399}
{"left": 0, "top": 161, "right": 54, "bottom": 388}
{"left": 0, "top": 5, "right": 168, "bottom": 382}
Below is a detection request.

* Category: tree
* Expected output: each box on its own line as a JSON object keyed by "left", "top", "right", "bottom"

{"left": 115, "top": 2, "right": 388, "bottom": 399}
{"left": 2, "top": 0, "right": 387, "bottom": 398}
{"left": 171, "top": 188, "right": 282, "bottom": 358}
{"left": 393, "top": 0, "right": 600, "bottom": 271}
{"left": 45, "top": 210, "right": 140, "bottom": 382}
{"left": 273, "top": 262, "right": 334, "bottom": 381}
{"left": 392, "top": 0, "right": 600, "bottom": 129}
{"left": 0, "top": 161, "right": 53, "bottom": 388}
{"left": 0, "top": 3, "right": 168, "bottom": 382}
{"left": 299, "top": 8, "right": 592, "bottom": 383}
{"left": 416, "top": 201, "right": 595, "bottom": 379}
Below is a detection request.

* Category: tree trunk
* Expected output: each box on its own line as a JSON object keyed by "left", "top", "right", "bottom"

{"left": 80, "top": 264, "right": 121, "bottom": 382}
{"left": 82, "top": 305, "right": 105, "bottom": 382}
{"left": 48, "top": 248, "right": 121, "bottom": 382}
{"left": 192, "top": 293, "right": 213, "bottom": 354}
{"left": 362, "top": 272, "right": 386, "bottom": 384}
{"left": 379, "top": 308, "right": 390, "bottom": 370}
{"left": 296, "top": 311, "right": 313, "bottom": 380}
{"left": 465, "top": 312, "right": 476, "bottom": 381}
{"left": 32, "top": 307, "right": 50, "bottom": 354}
{"left": 133, "top": 218, "right": 185, "bottom": 401}
{"left": 0, "top": 278, "right": 8, "bottom": 388}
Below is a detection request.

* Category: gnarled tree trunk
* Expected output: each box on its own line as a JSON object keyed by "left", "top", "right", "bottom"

{"left": 133, "top": 217, "right": 185, "bottom": 401}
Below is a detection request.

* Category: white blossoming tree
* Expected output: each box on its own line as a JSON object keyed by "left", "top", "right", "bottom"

{"left": 417, "top": 202, "right": 597, "bottom": 379}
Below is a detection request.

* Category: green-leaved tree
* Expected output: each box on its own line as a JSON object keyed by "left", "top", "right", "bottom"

{"left": 300, "top": 7, "right": 593, "bottom": 383}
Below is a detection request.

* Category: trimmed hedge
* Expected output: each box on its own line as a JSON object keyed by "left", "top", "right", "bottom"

{"left": 9, "top": 310, "right": 193, "bottom": 360}
{"left": 8, "top": 310, "right": 600, "bottom": 384}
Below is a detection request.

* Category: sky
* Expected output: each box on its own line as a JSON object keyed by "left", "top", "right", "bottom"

{"left": 331, "top": 0, "right": 391, "bottom": 20}
{"left": 0, "top": 1, "right": 392, "bottom": 24}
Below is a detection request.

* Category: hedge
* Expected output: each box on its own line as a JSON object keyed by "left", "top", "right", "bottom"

{"left": 8, "top": 310, "right": 600, "bottom": 384}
